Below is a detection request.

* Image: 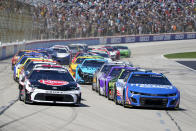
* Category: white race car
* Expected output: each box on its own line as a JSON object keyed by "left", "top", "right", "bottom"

{"left": 19, "top": 65, "right": 81, "bottom": 105}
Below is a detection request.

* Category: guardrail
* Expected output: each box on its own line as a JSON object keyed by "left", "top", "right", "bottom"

{"left": 0, "top": 32, "right": 196, "bottom": 60}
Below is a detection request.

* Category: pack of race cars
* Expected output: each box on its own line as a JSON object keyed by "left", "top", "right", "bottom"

{"left": 11, "top": 43, "right": 180, "bottom": 109}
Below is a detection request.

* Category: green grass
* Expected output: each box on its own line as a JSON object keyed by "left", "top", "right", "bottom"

{"left": 164, "top": 52, "right": 196, "bottom": 59}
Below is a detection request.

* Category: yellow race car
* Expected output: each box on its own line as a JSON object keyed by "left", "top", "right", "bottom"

{"left": 15, "top": 57, "right": 53, "bottom": 81}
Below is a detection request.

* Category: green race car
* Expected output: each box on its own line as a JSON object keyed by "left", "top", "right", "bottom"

{"left": 112, "top": 46, "right": 131, "bottom": 58}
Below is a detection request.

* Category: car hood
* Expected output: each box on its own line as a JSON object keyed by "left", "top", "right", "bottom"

{"left": 128, "top": 84, "right": 178, "bottom": 94}
{"left": 80, "top": 66, "right": 99, "bottom": 74}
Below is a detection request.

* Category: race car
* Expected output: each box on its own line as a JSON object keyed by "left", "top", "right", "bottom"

{"left": 51, "top": 46, "right": 71, "bottom": 65}
{"left": 92, "top": 48, "right": 115, "bottom": 60}
{"left": 11, "top": 50, "right": 38, "bottom": 70}
{"left": 114, "top": 72, "right": 180, "bottom": 109}
{"left": 107, "top": 67, "right": 137, "bottom": 100}
{"left": 18, "top": 59, "right": 57, "bottom": 85}
{"left": 68, "top": 43, "right": 88, "bottom": 56}
{"left": 98, "top": 66, "right": 124, "bottom": 96}
{"left": 75, "top": 59, "right": 107, "bottom": 84}
{"left": 112, "top": 45, "right": 131, "bottom": 58}
{"left": 69, "top": 56, "right": 103, "bottom": 77}
{"left": 88, "top": 50, "right": 112, "bottom": 62}
{"left": 102, "top": 46, "right": 120, "bottom": 60}
{"left": 92, "top": 61, "right": 127, "bottom": 92}
{"left": 13, "top": 53, "right": 47, "bottom": 81}
{"left": 18, "top": 65, "right": 81, "bottom": 105}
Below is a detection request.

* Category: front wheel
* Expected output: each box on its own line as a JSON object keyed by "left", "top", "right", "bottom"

{"left": 122, "top": 91, "right": 127, "bottom": 108}
{"left": 18, "top": 85, "right": 23, "bottom": 101}
{"left": 92, "top": 83, "right": 95, "bottom": 91}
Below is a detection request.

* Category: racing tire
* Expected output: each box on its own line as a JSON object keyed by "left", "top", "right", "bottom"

{"left": 92, "top": 83, "right": 95, "bottom": 91}
{"left": 74, "top": 95, "right": 81, "bottom": 107}
{"left": 107, "top": 89, "right": 110, "bottom": 100}
{"left": 122, "top": 91, "right": 127, "bottom": 108}
{"left": 114, "top": 88, "right": 119, "bottom": 105}
{"left": 104, "top": 82, "right": 107, "bottom": 98}
{"left": 98, "top": 81, "right": 101, "bottom": 95}
{"left": 23, "top": 90, "right": 28, "bottom": 104}
{"left": 24, "top": 90, "right": 32, "bottom": 104}
{"left": 98, "top": 87, "right": 101, "bottom": 95}
{"left": 18, "top": 85, "right": 22, "bottom": 101}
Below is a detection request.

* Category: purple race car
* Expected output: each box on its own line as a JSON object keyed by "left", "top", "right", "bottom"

{"left": 98, "top": 66, "right": 124, "bottom": 97}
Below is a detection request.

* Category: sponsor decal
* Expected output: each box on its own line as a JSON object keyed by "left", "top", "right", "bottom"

{"left": 153, "top": 35, "right": 164, "bottom": 41}
{"left": 164, "top": 35, "right": 171, "bottom": 40}
{"left": 187, "top": 34, "right": 196, "bottom": 39}
{"left": 99, "top": 37, "right": 107, "bottom": 44}
{"left": 46, "top": 90, "right": 66, "bottom": 94}
{"left": 111, "top": 37, "right": 122, "bottom": 44}
{"left": 130, "top": 84, "right": 173, "bottom": 89}
{"left": 175, "top": 34, "right": 184, "bottom": 40}
{"left": 39, "top": 80, "right": 69, "bottom": 86}
{"left": 139, "top": 36, "right": 150, "bottom": 42}
{"left": 125, "top": 37, "right": 136, "bottom": 43}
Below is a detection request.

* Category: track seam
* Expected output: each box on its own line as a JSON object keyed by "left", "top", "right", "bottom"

{"left": 0, "top": 107, "right": 50, "bottom": 128}
{"left": 166, "top": 111, "right": 182, "bottom": 131}
{"left": 0, "top": 98, "right": 18, "bottom": 115}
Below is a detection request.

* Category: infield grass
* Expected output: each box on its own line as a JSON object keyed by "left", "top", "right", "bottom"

{"left": 164, "top": 52, "right": 196, "bottom": 59}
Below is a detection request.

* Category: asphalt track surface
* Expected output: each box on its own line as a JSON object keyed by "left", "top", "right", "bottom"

{"left": 177, "top": 61, "right": 196, "bottom": 70}
{"left": 0, "top": 40, "right": 196, "bottom": 131}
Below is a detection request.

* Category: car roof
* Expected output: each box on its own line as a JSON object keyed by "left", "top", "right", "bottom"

{"left": 131, "top": 71, "right": 162, "bottom": 76}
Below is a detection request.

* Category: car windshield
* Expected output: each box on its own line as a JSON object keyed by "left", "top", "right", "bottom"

{"left": 101, "top": 65, "right": 122, "bottom": 73}
{"left": 26, "top": 62, "right": 35, "bottom": 72}
{"left": 95, "top": 52, "right": 109, "bottom": 58}
{"left": 119, "top": 69, "right": 135, "bottom": 79}
{"left": 118, "top": 46, "right": 128, "bottom": 49}
{"left": 20, "top": 57, "right": 28, "bottom": 64}
{"left": 101, "top": 65, "right": 113, "bottom": 73}
{"left": 128, "top": 74, "right": 171, "bottom": 85}
{"left": 18, "top": 51, "right": 26, "bottom": 56}
{"left": 75, "top": 58, "right": 86, "bottom": 64}
{"left": 109, "top": 68, "right": 122, "bottom": 77}
{"left": 24, "top": 59, "right": 31, "bottom": 68}
{"left": 29, "top": 70, "right": 74, "bottom": 82}
{"left": 106, "top": 48, "right": 114, "bottom": 51}
{"left": 53, "top": 49, "right": 67, "bottom": 53}
{"left": 83, "top": 60, "right": 105, "bottom": 67}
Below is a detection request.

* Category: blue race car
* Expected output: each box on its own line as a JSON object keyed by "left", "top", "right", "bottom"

{"left": 114, "top": 72, "right": 180, "bottom": 109}
{"left": 75, "top": 59, "right": 107, "bottom": 84}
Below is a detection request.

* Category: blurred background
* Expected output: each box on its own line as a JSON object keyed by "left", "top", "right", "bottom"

{"left": 0, "top": 0, "right": 196, "bottom": 44}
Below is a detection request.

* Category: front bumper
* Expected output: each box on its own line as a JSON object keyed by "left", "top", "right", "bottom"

{"left": 28, "top": 89, "right": 81, "bottom": 104}
{"left": 126, "top": 94, "right": 180, "bottom": 108}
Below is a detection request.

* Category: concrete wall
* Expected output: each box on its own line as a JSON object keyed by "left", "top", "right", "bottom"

{"left": 0, "top": 32, "right": 196, "bottom": 60}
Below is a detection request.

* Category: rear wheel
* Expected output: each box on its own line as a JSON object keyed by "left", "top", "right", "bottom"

{"left": 114, "top": 88, "right": 118, "bottom": 105}
{"left": 98, "top": 81, "right": 101, "bottom": 95}
{"left": 107, "top": 88, "right": 110, "bottom": 100}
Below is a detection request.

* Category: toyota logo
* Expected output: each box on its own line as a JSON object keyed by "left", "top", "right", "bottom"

{"left": 52, "top": 87, "right": 58, "bottom": 90}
